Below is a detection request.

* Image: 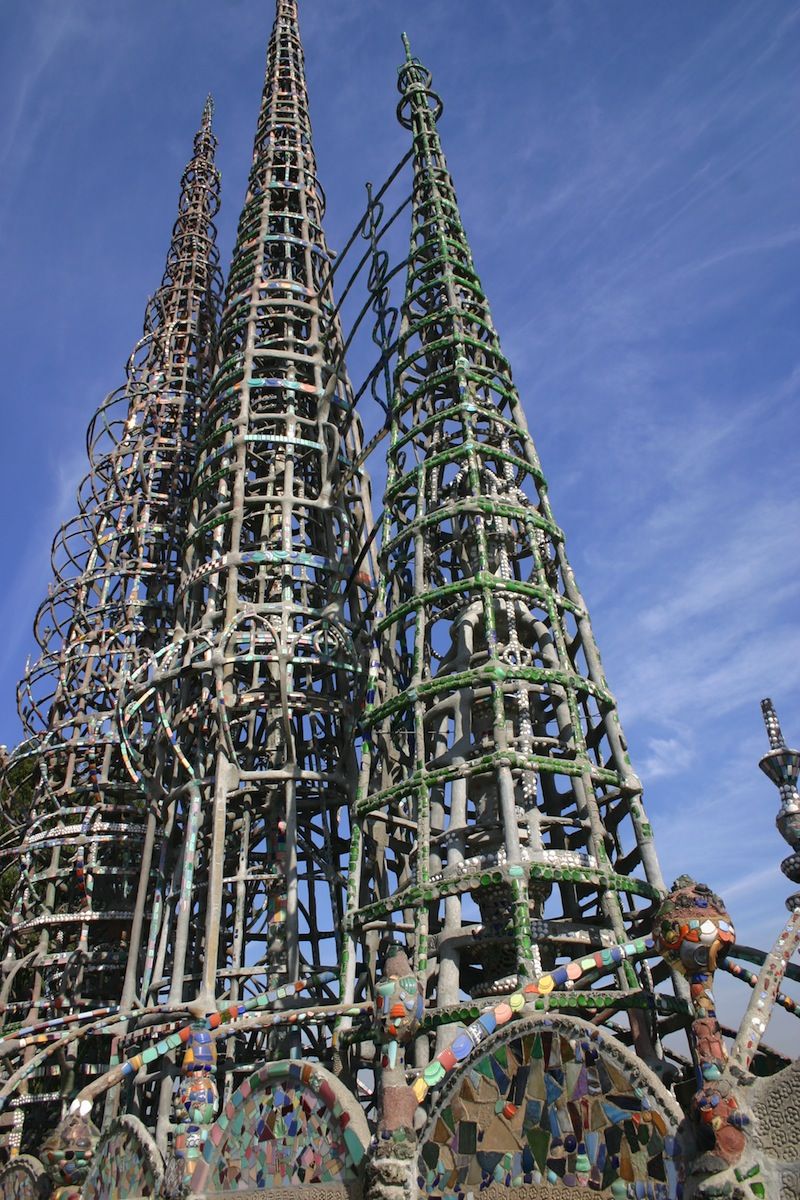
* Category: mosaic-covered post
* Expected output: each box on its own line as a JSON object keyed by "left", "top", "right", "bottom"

{"left": 759, "top": 697, "right": 800, "bottom": 912}
{"left": 341, "top": 38, "right": 670, "bottom": 1069}
{"left": 172, "top": 1026, "right": 218, "bottom": 1179}
{"left": 0, "top": 101, "right": 221, "bottom": 1154}
{"left": 653, "top": 878, "right": 742, "bottom": 1167}
{"left": 724, "top": 700, "right": 800, "bottom": 1075}
{"left": 118, "top": 0, "right": 372, "bottom": 1136}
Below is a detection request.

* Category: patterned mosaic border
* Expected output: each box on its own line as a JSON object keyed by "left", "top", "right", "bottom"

{"left": 190, "top": 1190, "right": 358, "bottom": 1200}
{"left": 412, "top": 938, "right": 656, "bottom": 1106}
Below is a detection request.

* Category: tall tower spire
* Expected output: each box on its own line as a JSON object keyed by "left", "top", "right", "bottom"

{"left": 120, "top": 0, "right": 371, "bottom": 1053}
{"left": 0, "top": 102, "right": 222, "bottom": 1151}
{"left": 759, "top": 698, "right": 800, "bottom": 911}
{"left": 342, "top": 43, "right": 668, "bottom": 1054}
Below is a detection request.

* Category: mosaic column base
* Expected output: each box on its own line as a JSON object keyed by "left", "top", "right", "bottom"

{"left": 364, "top": 1136, "right": 418, "bottom": 1200}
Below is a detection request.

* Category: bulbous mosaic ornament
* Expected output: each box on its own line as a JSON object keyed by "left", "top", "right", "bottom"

{"left": 40, "top": 1110, "right": 100, "bottom": 1191}
{"left": 178, "top": 1074, "right": 218, "bottom": 1127}
{"left": 654, "top": 875, "right": 735, "bottom": 980}
{"left": 375, "top": 945, "right": 424, "bottom": 1045}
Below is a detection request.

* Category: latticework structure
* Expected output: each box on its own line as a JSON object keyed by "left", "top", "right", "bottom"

{"left": 340, "top": 44, "right": 671, "bottom": 1066}
{"left": 0, "top": 6, "right": 797, "bottom": 1198}
{"left": 116, "top": 0, "right": 372, "bottom": 1104}
{"left": 0, "top": 101, "right": 222, "bottom": 1151}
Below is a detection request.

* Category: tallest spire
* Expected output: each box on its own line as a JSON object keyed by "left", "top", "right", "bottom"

{"left": 119, "top": 0, "right": 371, "bottom": 1077}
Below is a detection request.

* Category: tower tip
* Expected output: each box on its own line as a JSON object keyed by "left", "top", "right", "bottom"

{"left": 401, "top": 32, "right": 413, "bottom": 62}
{"left": 202, "top": 94, "right": 214, "bottom": 130}
{"left": 761, "top": 697, "right": 786, "bottom": 750}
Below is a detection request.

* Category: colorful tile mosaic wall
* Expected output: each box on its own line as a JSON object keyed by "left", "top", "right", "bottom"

{"left": 82, "top": 1116, "right": 162, "bottom": 1200}
{"left": 413, "top": 938, "right": 655, "bottom": 1107}
{"left": 0, "top": 1156, "right": 49, "bottom": 1200}
{"left": 189, "top": 1061, "right": 368, "bottom": 1195}
{"left": 418, "top": 1016, "right": 681, "bottom": 1199}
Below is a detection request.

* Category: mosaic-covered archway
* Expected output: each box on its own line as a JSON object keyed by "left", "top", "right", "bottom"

{"left": 418, "top": 1014, "right": 683, "bottom": 1198}
{"left": 82, "top": 1115, "right": 163, "bottom": 1200}
{"left": 189, "top": 1060, "right": 369, "bottom": 1198}
{"left": 0, "top": 1156, "right": 49, "bottom": 1200}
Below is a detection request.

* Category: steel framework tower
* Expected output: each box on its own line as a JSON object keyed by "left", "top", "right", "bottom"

{"left": 0, "top": 10, "right": 797, "bottom": 1199}
{"left": 118, "top": 0, "right": 372, "bottom": 1098}
{"left": 341, "top": 43, "right": 670, "bottom": 1060}
{"left": 0, "top": 102, "right": 222, "bottom": 1149}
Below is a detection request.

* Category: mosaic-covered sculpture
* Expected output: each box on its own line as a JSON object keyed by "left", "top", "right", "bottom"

{"left": 174, "top": 1028, "right": 219, "bottom": 1178}
{"left": 0, "top": 1158, "right": 49, "bottom": 1200}
{"left": 82, "top": 1117, "right": 163, "bottom": 1200}
{"left": 376, "top": 946, "right": 425, "bottom": 1050}
{"left": 654, "top": 879, "right": 742, "bottom": 1168}
{"left": 0, "top": 1, "right": 797, "bottom": 1195}
{"left": 340, "top": 36, "right": 671, "bottom": 1065}
{"left": 39, "top": 1111, "right": 99, "bottom": 1200}
{"left": 369, "top": 946, "right": 426, "bottom": 1197}
{"left": 187, "top": 1061, "right": 369, "bottom": 1197}
{"left": 114, "top": 0, "right": 371, "bottom": 1059}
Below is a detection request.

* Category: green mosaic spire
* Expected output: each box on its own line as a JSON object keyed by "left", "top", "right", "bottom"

{"left": 342, "top": 40, "right": 668, "bottom": 1047}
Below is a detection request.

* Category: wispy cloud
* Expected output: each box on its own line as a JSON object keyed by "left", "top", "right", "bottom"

{"left": 0, "top": 445, "right": 85, "bottom": 701}
{"left": 641, "top": 734, "right": 695, "bottom": 782}
{"left": 0, "top": 4, "right": 98, "bottom": 205}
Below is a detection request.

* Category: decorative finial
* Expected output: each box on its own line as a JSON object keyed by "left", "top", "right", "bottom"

{"left": 761, "top": 696, "right": 786, "bottom": 751}
{"left": 202, "top": 94, "right": 214, "bottom": 131}
{"left": 396, "top": 34, "right": 444, "bottom": 130}
{"left": 758, "top": 698, "right": 800, "bottom": 911}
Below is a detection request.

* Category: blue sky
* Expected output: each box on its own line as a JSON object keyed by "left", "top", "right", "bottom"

{"left": 0, "top": 1, "right": 798, "bottom": 1050}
